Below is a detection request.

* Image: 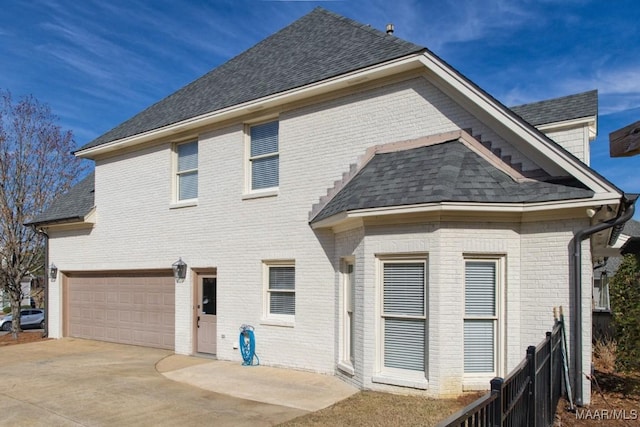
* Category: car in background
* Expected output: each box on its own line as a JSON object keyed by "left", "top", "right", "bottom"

{"left": 0, "top": 309, "right": 45, "bottom": 331}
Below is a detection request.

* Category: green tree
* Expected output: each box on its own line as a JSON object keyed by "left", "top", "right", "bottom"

{"left": 0, "top": 90, "right": 86, "bottom": 337}
{"left": 610, "top": 253, "right": 640, "bottom": 371}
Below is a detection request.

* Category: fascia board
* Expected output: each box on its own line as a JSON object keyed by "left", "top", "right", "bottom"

{"left": 416, "top": 53, "right": 619, "bottom": 196}
{"left": 75, "top": 54, "right": 425, "bottom": 159}
{"left": 311, "top": 196, "right": 622, "bottom": 229}
{"left": 536, "top": 116, "right": 597, "bottom": 135}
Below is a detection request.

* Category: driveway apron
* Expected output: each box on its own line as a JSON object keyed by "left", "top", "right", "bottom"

{"left": 0, "top": 338, "right": 307, "bottom": 426}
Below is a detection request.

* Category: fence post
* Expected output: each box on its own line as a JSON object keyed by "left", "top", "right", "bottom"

{"left": 527, "top": 345, "right": 536, "bottom": 427}
{"left": 547, "top": 331, "right": 553, "bottom": 424}
{"left": 491, "top": 377, "right": 503, "bottom": 427}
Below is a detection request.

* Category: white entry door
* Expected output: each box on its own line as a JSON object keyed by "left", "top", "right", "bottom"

{"left": 197, "top": 276, "right": 217, "bottom": 354}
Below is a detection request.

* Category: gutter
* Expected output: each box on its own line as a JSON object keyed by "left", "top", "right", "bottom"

{"left": 572, "top": 193, "right": 637, "bottom": 405}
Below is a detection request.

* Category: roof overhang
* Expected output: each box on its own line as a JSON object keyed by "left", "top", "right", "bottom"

{"left": 311, "top": 196, "right": 622, "bottom": 231}
{"left": 74, "top": 53, "right": 427, "bottom": 159}
{"left": 27, "top": 207, "right": 96, "bottom": 230}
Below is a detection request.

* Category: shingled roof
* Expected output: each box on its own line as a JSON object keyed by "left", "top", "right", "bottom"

{"left": 78, "top": 8, "right": 424, "bottom": 151}
{"left": 510, "top": 90, "right": 597, "bottom": 126}
{"left": 311, "top": 141, "right": 594, "bottom": 223}
{"left": 26, "top": 172, "right": 95, "bottom": 226}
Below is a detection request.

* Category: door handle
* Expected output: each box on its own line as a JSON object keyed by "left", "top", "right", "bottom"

{"left": 197, "top": 316, "right": 200, "bottom": 328}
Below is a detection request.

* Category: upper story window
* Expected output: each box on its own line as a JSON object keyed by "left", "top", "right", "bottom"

{"left": 249, "top": 121, "right": 279, "bottom": 191}
{"left": 176, "top": 141, "right": 198, "bottom": 201}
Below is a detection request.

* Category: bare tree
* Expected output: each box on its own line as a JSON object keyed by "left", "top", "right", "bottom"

{"left": 0, "top": 90, "right": 86, "bottom": 336}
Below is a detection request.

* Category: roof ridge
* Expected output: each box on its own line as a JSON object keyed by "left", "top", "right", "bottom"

{"left": 313, "top": 7, "right": 425, "bottom": 51}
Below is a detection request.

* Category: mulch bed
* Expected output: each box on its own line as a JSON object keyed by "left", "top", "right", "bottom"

{"left": 0, "top": 331, "right": 51, "bottom": 346}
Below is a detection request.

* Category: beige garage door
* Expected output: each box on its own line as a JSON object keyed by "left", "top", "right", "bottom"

{"left": 67, "top": 273, "right": 175, "bottom": 350}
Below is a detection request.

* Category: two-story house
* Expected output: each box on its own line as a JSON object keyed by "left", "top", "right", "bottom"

{"left": 28, "top": 8, "right": 635, "bottom": 405}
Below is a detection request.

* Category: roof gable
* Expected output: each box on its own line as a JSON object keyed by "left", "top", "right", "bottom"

{"left": 79, "top": 8, "right": 423, "bottom": 151}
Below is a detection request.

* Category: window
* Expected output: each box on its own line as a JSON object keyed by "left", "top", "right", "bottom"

{"left": 265, "top": 262, "right": 295, "bottom": 317}
{"left": 249, "top": 121, "right": 279, "bottom": 191}
{"left": 341, "top": 261, "right": 355, "bottom": 369}
{"left": 464, "top": 258, "right": 501, "bottom": 375}
{"left": 593, "top": 271, "right": 610, "bottom": 311}
{"left": 380, "top": 259, "right": 427, "bottom": 373}
{"left": 176, "top": 141, "right": 198, "bottom": 201}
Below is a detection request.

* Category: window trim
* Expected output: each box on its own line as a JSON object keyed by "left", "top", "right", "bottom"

{"left": 262, "top": 260, "right": 295, "bottom": 324}
{"left": 173, "top": 140, "right": 198, "bottom": 204}
{"left": 245, "top": 119, "right": 280, "bottom": 195}
{"left": 374, "top": 255, "right": 428, "bottom": 386}
{"left": 338, "top": 258, "right": 355, "bottom": 375}
{"left": 463, "top": 255, "right": 505, "bottom": 381}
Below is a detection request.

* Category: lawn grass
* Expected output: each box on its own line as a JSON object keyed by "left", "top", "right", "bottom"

{"left": 279, "top": 390, "right": 482, "bottom": 427}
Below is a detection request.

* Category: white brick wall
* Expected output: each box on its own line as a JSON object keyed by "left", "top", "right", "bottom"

{"left": 46, "top": 75, "right": 594, "bottom": 399}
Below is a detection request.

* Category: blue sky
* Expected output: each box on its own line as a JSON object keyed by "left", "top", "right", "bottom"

{"left": 2, "top": 0, "right": 639, "bottom": 211}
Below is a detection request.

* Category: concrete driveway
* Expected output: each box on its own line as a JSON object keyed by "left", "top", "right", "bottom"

{"left": 0, "top": 338, "right": 355, "bottom": 426}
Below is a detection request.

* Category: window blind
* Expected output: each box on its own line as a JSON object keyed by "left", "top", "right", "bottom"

{"left": 250, "top": 121, "right": 279, "bottom": 189}
{"left": 269, "top": 266, "right": 295, "bottom": 315}
{"left": 464, "top": 261, "right": 497, "bottom": 373}
{"left": 382, "top": 262, "right": 426, "bottom": 372}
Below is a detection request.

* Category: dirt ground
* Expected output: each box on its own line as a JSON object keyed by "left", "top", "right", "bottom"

{"left": 554, "top": 370, "right": 640, "bottom": 426}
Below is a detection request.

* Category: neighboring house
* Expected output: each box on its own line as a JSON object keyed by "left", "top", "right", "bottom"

{"left": 28, "top": 9, "right": 635, "bottom": 404}
{"left": 1, "top": 275, "right": 38, "bottom": 309}
{"left": 592, "top": 219, "right": 640, "bottom": 338}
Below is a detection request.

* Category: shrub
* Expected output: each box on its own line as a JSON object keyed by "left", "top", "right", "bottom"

{"left": 593, "top": 338, "right": 617, "bottom": 373}
{"left": 610, "top": 254, "right": 640, "bottom": 372}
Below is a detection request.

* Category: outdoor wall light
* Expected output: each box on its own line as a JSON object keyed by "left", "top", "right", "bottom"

{"left": 172, "top": 258, "right": 187, "bottom": 283}
{"left": 49, "top": 263, "right": 58, "bottom": 281}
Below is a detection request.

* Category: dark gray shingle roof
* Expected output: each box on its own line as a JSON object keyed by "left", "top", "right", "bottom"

{"left": 510, "top": 90, "right": 597, "bottom": 126}
{"left": 311, "top": 141, "right": 594, "bottom": 222}
{"left": 78, "top": 8, "right": 424, "bottom": 152}
{"left": 26, "top": 172, "right": 95, "bottom": 226}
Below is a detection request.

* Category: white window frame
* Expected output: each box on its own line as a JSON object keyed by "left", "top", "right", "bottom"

{"left": 245, "top": 119, "right": 279, "bottom": 197}
{"left": 338, "top": 258, "right": 355, "bottom": 375}
{"left": 593, "top": 272, "right": 610, "bottom": 312}
{"left": 463, "top": 255, "right": 505, "bottom": 382}
{"left": 173, "top": 140, "right": 198, "bottom": 205}
{"left": 373, "top": 255, "right": 428, "bottom": 389}
{"left": 262, "top": 260, "right": 295, "bottom": 325}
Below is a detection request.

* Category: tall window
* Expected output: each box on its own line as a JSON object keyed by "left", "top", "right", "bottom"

{"left": 342, "top": 261, "right": 355, "bottom": 366}
{"left": 249, "top": 121, "right": 279, "bottom": 190}
{"left": 265, "top": 262, "right": 295, "bottom": 317}
{"left": 176, "top": 141, "right": 198, "bottom": 201}
{"left": 464, "top": 259, "right": 501, "bottom": 375}
{"left": 381, "top": 259, "right": 427, "bottom": 373}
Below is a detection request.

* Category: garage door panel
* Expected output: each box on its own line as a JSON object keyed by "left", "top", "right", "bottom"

{"left": 67, "top": 274, "right": 175, "bottom": 350}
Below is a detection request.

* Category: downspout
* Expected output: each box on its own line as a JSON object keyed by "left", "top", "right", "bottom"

{"left": 572, "top": 194, "right": 637, "bottom": 405}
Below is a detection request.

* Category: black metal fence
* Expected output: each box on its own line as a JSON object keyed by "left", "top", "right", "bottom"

{"left": 437, "top": 321, "right": 564, "bottom": 427}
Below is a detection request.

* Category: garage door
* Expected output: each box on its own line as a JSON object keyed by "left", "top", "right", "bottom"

{"left": 67, "top": 273, "right": 175, "bottom": 350}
